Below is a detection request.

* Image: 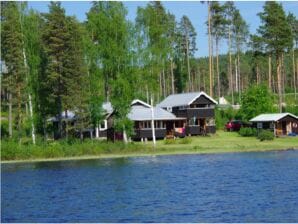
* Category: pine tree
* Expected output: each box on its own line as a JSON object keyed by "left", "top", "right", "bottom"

{"left": 1, "top": 2, "right": 26, "bottom": 141}
{"left": 287, "top": 13, "right": 298, "bottom": 99}
{"left": 178, "top": 15, "right": 197, "bottom": 92}
{"left": 42, "top": 2, "right": 89, "bottom": 138}
{"left": 223, "top": 1, "right": 236, "bottom": 103}
{"left": 231, "top": 9, "right": 249, "bottom": 100}
{"left": 258, "top": 2, "right": 293, "bottom": 112}
{"left": 210, "top": 1, "right": 227, "bottom": 98}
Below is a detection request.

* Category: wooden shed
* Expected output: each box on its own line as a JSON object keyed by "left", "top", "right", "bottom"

{"left": 250, "top": 113, "right": 298, "bottom": 136}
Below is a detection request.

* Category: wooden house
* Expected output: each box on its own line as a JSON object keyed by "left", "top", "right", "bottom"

{"left": 158, "top": 92, "right": 217, "bottom": 135}
{"left": 250, "top": 113, "right": 298, "bottom": 136}
{"left": 128, "top": 99, "right": 186, "bottom": 140}
{"left": 48, "top": 102, "right": 113, "bottom": 139}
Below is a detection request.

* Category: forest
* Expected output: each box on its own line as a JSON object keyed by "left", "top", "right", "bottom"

{"left": 1, "top": 1, "right": 298, "bottom": 144}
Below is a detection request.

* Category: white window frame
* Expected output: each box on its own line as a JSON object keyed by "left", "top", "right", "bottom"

{"left": 99, "top": 120, "right": 107, "bottom": 131}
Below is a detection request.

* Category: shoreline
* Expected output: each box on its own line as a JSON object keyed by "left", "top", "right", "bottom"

{"left": 1, "top": 147, "right": 297, "bottom": 164}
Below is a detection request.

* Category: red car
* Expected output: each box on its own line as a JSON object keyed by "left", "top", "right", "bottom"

{"left": 225, "top": 120, "right": 244, "bottom": 131}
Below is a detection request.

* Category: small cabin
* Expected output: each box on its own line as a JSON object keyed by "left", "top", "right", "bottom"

{"left": 158, "top": 91, "right": 217, "bottom": 135}
{"left": 250, "top": 113, "right": 298, "bottom": 136}
{"left": 48, "top": 102, "right": 113, "bottom": 139}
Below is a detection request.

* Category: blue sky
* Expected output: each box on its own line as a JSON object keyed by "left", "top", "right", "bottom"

{"left": 28, "top": 1, "right": 298, "bottom": 57}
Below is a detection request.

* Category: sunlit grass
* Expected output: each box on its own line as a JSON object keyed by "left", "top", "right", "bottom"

{"left": 1, "top": 131, "right": 297, "bottom": 162}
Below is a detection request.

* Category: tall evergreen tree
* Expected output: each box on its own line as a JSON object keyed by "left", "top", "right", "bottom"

{"left": 223, "top": 1, "right": 236, "bottom": 103}
{"left": 42, "top": 2, "right": 89, "bottom": 138}
{"left": 231, "top": 9, "right": 249, "bottom": 98}
{"left": 178, "top": 15, "right": 197, "bottom": 92}
{"left": 210, "top": 1, "right": 227, "bottom": 98}
{"left": 258, "top": 2, "right": 293, "bottom": 112}
{"left": 1, "top": 2, "right": 26, "bottom": 141}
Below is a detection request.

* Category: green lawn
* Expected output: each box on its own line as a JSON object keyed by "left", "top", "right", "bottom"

{"left": 156, "top": 131, "right": 298, "bottom": 154}
{"left": 1, "top": 131, "right": 298, "bottom": 163}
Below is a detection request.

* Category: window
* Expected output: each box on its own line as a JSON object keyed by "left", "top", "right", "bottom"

{"left": 167, "top": 107, "right": 172, "bottom": 112}
{"left": 100, "top": 120, "right": 107, "bottom": 130}
{"left": 189, "top": 117, "right": 198, "bottom": 126}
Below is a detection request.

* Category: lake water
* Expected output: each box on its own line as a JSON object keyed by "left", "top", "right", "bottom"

{"left": 2, "top": 151, "right": 298, "bottom": 222}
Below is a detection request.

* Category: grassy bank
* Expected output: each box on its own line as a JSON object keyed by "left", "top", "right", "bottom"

{"left": 1, "top": 131, "right": 298, "bottom": 163}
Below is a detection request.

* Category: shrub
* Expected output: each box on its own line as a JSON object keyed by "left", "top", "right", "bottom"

{"left": 164, "top": 139, "right": 175, "bottom": 145}
{"left": 239, "top": 127, "right": 257, "bottom": 137}
{"left": 178, "top": 137, "right": 192, "bottom": 144}
{"left": 257, "top": 130, "right": 274, "bottom": 141}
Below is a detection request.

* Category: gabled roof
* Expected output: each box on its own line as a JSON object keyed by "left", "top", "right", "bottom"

{"left": 158, "top": 91, "right": 218, "bottom": 108}
{"left": 131, "top": 99, "right": 151, "bottom": 108}
{"left": 47, "top": 110, "right": 76, "bottom": 122}
{"left": 250, "top": 113, "right": 298, "bottom": 122}
{"left": 128, "top": 106, "right": 184, "bottom": 121}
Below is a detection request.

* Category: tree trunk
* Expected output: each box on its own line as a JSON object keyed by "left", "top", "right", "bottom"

{"left": 170, "top": 58, "right": 175, "bottom": 94}
{"left": 159, "top": 71, "right": 162, "bottom": 98}
{"left": 208, "top": 3, "right": 213, "bottom": 97}
{"left": 57, "top": 96, "right": 62, "bottom": 139}
{"left": 65, "top": 110, "right": 68, "bottom": 139}
{"left": 80, "top": 130, "right": 83, "bottom": 142}
{"left": 268, "top": 55, "right": 272, "bottom": 90}
{"left": 235, "top": 59, "right": 238, "bottom": 93}
{"left": 277, "top": 54, "right": 282, "bottom": 113}
{"left": 162, "top": 65, "right": 166, "bottom": 97}
{"left": 237, "top": 52, "right": 241, "bottom": 94}
{"left": 296, "top": 58, "right": 298, "bottom": 99}
{"left": 281, "top": 53, "right": 286, "bottom": 103}
{"left": 23, "top": 49, "right": 36, "bottom": 144}
{"left": 292, "top": 49, "right": 296, "bottom": 99}
{"left": 256, "top": 63, "right": 260, "bottom": 85}
{"left": 95, "top": 126, "right": 99, "bottom": 138}
{"left": 8, "top": 93, "right": 12, "bottom": 138}
{"left": 186, "top": 35, "right": 191, "bottom": 92}
{"left": 228, "top": 26, "right": 234, "bottom": 104}
{"left": 28, "top": 94, "right": 36, "bottom": 144}
{"left": 216, "top": 37, "right": 220, "bottom": 98}
{"left": 123, "top": 125, "right": 128, "bottom": 144}
{"left": 17, "top": 85, "right": 22, "bottom": 143}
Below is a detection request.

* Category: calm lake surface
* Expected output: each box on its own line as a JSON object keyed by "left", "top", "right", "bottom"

{"left": 2, "top": 151, "right": 298, "bottom": 222}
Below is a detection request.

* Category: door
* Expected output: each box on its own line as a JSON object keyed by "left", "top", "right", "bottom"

{"left": 282, "top": 121, "right": 287, "bottom": 135}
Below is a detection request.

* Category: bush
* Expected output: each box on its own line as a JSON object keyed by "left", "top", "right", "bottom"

{"left": 239, "top": 127, "right": 257, "bottom": 137}
{"left": 257, "top": 130, "right": 274, "bottom": 141}
{"left": 164, "top": 139, "right": 175, "bottom": 145}
{"left": 178, "top": 137, "right": 192, "bottom": 144}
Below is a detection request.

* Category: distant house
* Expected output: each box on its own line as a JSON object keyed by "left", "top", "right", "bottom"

{"left": 96, "top": 102, "right": 113, "bottom": 139}
{"left": 158, "top": 91, "right": 217, "bottom": 135}
{"left": 128, "top": 99, "right": 186, "bottom": 140}
{"left": 48, "top": 102, "right": 113, "bottom": 139}
{"left": 250, "top": 113, "right": 298, "bottom": 136}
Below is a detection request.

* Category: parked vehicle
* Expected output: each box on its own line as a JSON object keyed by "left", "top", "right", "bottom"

{"left": 225, "top": 120, "right": 250, "bottom": 131}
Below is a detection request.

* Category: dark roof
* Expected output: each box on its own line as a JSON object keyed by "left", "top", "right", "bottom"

{"left": 158, "top": 91, "right": 217, "bottom": 108}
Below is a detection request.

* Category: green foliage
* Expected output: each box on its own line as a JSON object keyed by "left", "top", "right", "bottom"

{"left": 258, "top": 2, "right": 293, "bottom": 54}
{"left": 178, "top": 137, "right": 192, "bottom": 144}
{"left": 215, "top": 107, "right": 239, "bottom": 129}
{"left": 239, "top": 127, "right": 257, "bottom": 137}
{"left": 239, "top": 85, "right": 275, "bottom": 121}
{"left": 1, "top": 139, "right": 151, "bottom": 161}
{"left": 257, "top": 130, "right": 274, "bottom": 141}
{"left": 164, "top": 138, "right": 175, "bottom": 145}
{"left": 1, "top": 120, "right": 9, "bottom": 138}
